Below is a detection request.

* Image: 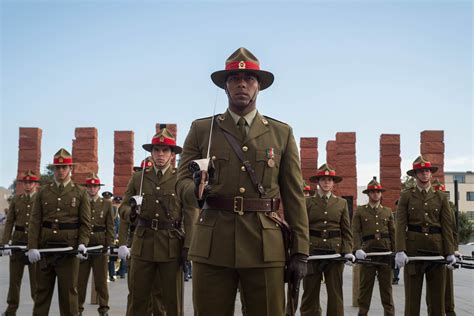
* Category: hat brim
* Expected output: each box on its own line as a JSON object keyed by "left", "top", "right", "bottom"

{"left": 407, "top": 166, "right": 438, "bottom": 177}
{"left": 362, "top": 188, "right": 386, "bottom": 194}
{"left": 18, "top": 179, "right": 41, "bottom": 183}
{"left": 211, "top": 69, "right": 274, "bottom": 90}
{"left": 304, "top": 189, "right": 316, "bottom": 196}
{"left": 309, "top": 175, "right": 343, "bottom": 184}
{"left": 48, "top": 163, "right": 75, "bottom": 167}
{"left": 84, "top": 183, "right": 105, "bottom": 187}
{"left": 142, "top": 144, "right": 182, "bottom": 154}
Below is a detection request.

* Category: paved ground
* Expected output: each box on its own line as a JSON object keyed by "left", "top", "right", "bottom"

{"left": 1, "top": 245, "right": 473, "bottom": 315}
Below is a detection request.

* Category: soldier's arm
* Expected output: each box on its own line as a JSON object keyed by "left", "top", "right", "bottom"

{"left": 119, "top": 173, "right": 138, "bottom": 221}
{"left": 28, "top": 191, "right": 42, "bottom": 249}
{"left": 395, "top": 193, "right": 409, "bottom": 252}
{"left": 182, "top": 202, "right": 199, "bottom": 249}
{"left": 78, "top": 189, "right": 91, "bottom": 246}
{"left": 440, "top": 193, "right": 455, "bottom": 255}
{"left": 117, "top": 216, "right": 129, "bottom": 246}
{"left": 388, "top": 208, "right": 396, "bottom": 252}
{"left": 1, "top": 197, "right": 16, "bottom": 245}
{"left": 351, "top": 208, "right": 362, "bottom": 251}
{"left": 279, "top": 126, "right": 309, "bottom": 256}
{"left": 448, "top": 202, "right": 458, "bottom": 251}
{"left": 340, "top": 199, "right": 353, "bottom": 254}
{"left": 105, "top": 201, "right": 114, "bottom": 247}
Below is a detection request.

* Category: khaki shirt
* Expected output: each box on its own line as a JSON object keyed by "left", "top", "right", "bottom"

{"left": 352, "top": 204, "right": 395, "bottom": 252}
{"left": 2, "top": 193, "right": 36, "bottom": 245}
{"left": 89, "top": 196, "right": 114, "bottom": 247}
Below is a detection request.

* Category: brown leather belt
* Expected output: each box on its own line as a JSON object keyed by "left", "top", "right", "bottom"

{"left": 136, "top": 218, "right": 181, "bottom": 231}
{"left": 14, "top": 225, "right": 25, "bottom": 232}
{"left": 408, "top": 224, "right": 441, "bottom": 234}
{"left": 203, "top": 197, "right": 280, "bottom": 215}
{"left": 310, "top": 229, "right": 341, "bottom": 239}
{"left": 92, "top": 226, "right": 106, "bottom": 233}
{"left": 42, "top": 222, "right": 80, "bottom": 230}
{"left": 363, "top": 233, "right": 390, "bottom": 241}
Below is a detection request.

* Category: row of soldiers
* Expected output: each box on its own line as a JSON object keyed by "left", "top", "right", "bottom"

{"left": 1, "top": 47, "right": 461, "bottom": 316}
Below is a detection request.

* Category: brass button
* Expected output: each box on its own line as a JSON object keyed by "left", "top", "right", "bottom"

{"left": 25, "top": 222, "right": 28, "bottom": 225}
{"left": 376, "top": 229, "right": 379, "bottom": 232}
{"left": 27, "top": 205, "right": 31, "bottom": 208}
{"left": 323, "top": 229, "right": 327, "bottom": 232}
{"left": 424, "top": 203, "right": 428, "bottom": 206}
{"left": 323, "top": 239, "right": 327, "bottom": 242}
{"left": 26, "top": 213, "right": 29, "bottom": 216}
{"left": 155, "top": 214, "right": 159, "bottom": 217}
{"left": 57, "top": 208, "right": 60, "bottom": 211}
{"left": 212, "top": 156, "right": 216, "bottom": 161}
{"left": 324, "top": 221, "right": 327, "bottom": 224}
{"left": 156, "top": 200, "right": 159, "bottom": 204}
{"left": 375, "top": 215, "right": 378, "bottom": 218}
{"left": 425, "top": 223, "right": 429, "bottom": 226}
{"left": 172, "top": 193, "right": 175, "bottom": 196}
{"left": 242, "top": 146, "right": 248, "bottom": 152}
{"left": 376, "top": 222, "right": 379, "bottom": 225}
{"left": 239, "top": 187, "right": 246, "bottom": 193}
{"left": 57, "top": 198, "right": 61, "bottom": 201}
{"left": 55, "top": 219, "right": 58, "bottom": 222}
{"left": 324, "top": 212, "right": 327, "bottom": 215}
{"left": 425, "top": 233, "right": 428, "bottom": 236}
{"left": 53, "top": 230, "right": 57, "bottom": 234}
{"left": 156, "top": 187, "right": 161, "bottom": 190}
{"left": 91, "top": 232, "right": 95, "bottom": 235}
{"left": 92, "top": 217, "right": 95, "bottom": 220}
{"left": 199, "top": 218, "right": 203, "bottom": 223}
{"left": 92, "top": 225, "right": 95, "bottom": 227}
{"left": 92, "top": 210, "right": 95, "bottom": 213}
{"left": 425, "top": 213, "right": 428, "bottom": 216}
{"left": 241, "top": 166, "right": 246, "bottom": 171}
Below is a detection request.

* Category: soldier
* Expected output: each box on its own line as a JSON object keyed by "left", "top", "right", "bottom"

{"left": 27, "top": 148, "right": 91, "bottom": 316}
{"left": 352, "top": 178, "right": 395, "bottom": 316}
{"left": 176, "top": 47, "right": 309, "bottom": 316}
{"left": 102, "top": 191, "right": 113, "bottom": 201}
{"left": 300, "top": 163, "right": 354, "bottom": 316}
{"left": 1, "top": 170, "right": 40, "bottom": 316}
{"left": 303, "top": 182, "right": 315, "bottom": 197}
{"left": 119, "top": 128, "right": 191, "bottom": 316}
{"left": 77, "top": 173, "right": 114, "bottom": 316}
{"left": 395, "top": 155, "right": 456, "bottom": 316}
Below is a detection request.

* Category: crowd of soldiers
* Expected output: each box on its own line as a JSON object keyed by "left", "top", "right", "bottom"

{"left": 0, "top": 47, "right": 465, "bottom": 316}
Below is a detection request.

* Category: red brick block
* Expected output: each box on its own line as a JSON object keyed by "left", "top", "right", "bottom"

{"left": 18, "top": 161, "right": 40, "bottom": 172}
{"left": 73, "top": 149, "right": 98, "bottom": 162}
{"left": 114, "top": 141, "right": 134, "bottom": 153}
{"left": 422, "top": 154, "right": 444, "bottom": 165}
{"left": 336, "top": 165, "right": 357, "bottom": 177}
{"left": 380, "top": 156, "right": 401, "bottom": 168}
{"left": 72, "top": 138, "right": 98, "bottom": 151}
{"left": 380, "top": 144, "right": 400, "bottom": 156}
{"left": 19, "top": 149, "right": 40, "bottom": 162}
{"left": 336, "top": 132, "right": 356, "bottom": 144}
{"left": 336, "top": 154, "right": 356, "bottom": 166}
{"left": 115, "top": 131, "right": 134, "bottom": 142}
{"left": 380, "top": 134, "right": 400, "bottom": 145}
{"left": 302, "top": 168, "right": 317, "bottom": 180}
{"left": 300, "top": 137, "right": 318, "bottom": 148}
{"left": 114, "top": 175, "right": 132, "bottom": 188}
{"left": 114, "top": 164, "right": 134, "bottom": 176}
{"left": 421, "top": 130, "right": 444, "bottom": 143}
{"left": 19, "top": 128, "right": 42, "bottom": 139}
{"left": 113, "top": 187, "right": 126, "bottom": 197}
{"left": 420, "top": 142, "right": 445, "bottom": 154}
{"left": 73, "top": 162, "right": 99, "bottom": 174}
{"left": 326, "top": 141, "right": 336, "bottom": 151}
{"left": 381, "top": 168, "right": 401, "bottom": 179}
{"left": 380, "top": 178, "right": 402, "bottom": 189}
{"left": 337, "top": 177, "right": 357, "bottom": 190}
{"left": 301, "top": 159, "right": 318, "bottom": 169}
{"left": 114, "top": 153, "right": 134, "bottom": 164}
{"left": 300, "top": 148, "right": 318, "bottom": 159}
{"left": 19, "top": 137, "right": 41, "bottom": 148}
{"left": 336, "top": 143, "right": 355, "bottom": 155}
{"left": 75, "top": 128, "right": 97, "bottom": 139}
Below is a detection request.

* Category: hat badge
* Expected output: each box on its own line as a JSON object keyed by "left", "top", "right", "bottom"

{"left": 160, "top": 136, "right": 164, "bottom": 142}
{"left": 325, "top": 171, "right": 329, "bottom": 175}
{"left": 421, "top": 162, "right": 425, "bottom": 167}
{"left": 26, "top": 176, "right": 30, "bottom": 180}
{"left": 238, "top": 61, "right": 246, "bottom": 69}
{"left": 91, "top": 179, "right": 95, "bottom": 184}
{"left": 59, "top": 157, "right": 64, "bottom": 163}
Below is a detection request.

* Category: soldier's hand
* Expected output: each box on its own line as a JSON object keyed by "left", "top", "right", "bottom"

{"left": 344, "top": 253, "right": 356, "bottom": 266}
{"left": 395, "top": 251, "right": 408, "bottom": 268}
{"left": 77, "top": 244, "right": 88, "bottom": 260}
{"left": 355, "top": 249, "right": 367, "bottom": 260}
{"left": 287, "top": 253, "right": 308, "bottom": 283}
{"left": 454, "top": 250, "right": 463, "bottom": 263}
{"left": 118, "top": 245, "right": 130, "bottom": 261}
{"left": 446, "top": 254, "right": 457, "bottom": 270}
{"left": 179, "top": 247, "right": 189, "bottom": 267}
{"left": 27, "top": 249, "right": 41, "bottom": 263}
{"left": 1, "top": 248, "right": 12, "bottom": 256}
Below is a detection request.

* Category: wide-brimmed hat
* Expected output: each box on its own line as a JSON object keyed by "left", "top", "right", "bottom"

{"left": 309, "top": 163, "right": 343, "bottom": 184}
{"left": 83, "top": 173, "right": 105, "bottom": 186}
{"left": 407, "top": 155, "right": 438, "bottom": 177}
{"left": 303, "top": 182, "right": 316, "bottom": 196}
{"left": 211, "top": 47, "right": 274, "bottom": 90}
{"left": 142, "top": 128, "right": 182, "bottom": 154}
{"left": 113, "top": 196, "right": 123, "bottom": 203}
{"left": 102, "top": 191, "right": 113, "bottom": 199}
{"left": 362, "top": 178, "right": 386, "bottom": 194}
{"left": 18, "top": 170, "right": 40, "bottom": 182}
{"left": 133, "top": 156, "right": 155, "bottom": 172}
{"left": 49, "top": 148, "right": 75, "bottom": 166}
{"left": 432, "top": 179, "right": 446, "bottom": 192}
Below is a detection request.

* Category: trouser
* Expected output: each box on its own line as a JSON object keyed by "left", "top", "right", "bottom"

{"left": 300, "top": 261, "right": 344, "bottom": 316}
{"left": 192, "top": 262, "right": 285, "bottom": 316}
{"left": 426, "top": 268, "right": 456, "bottom": 316}
{"left": 108, "top": 256, "right": 116, "bottom": 278}
{"left": 5, "top": 252, "right": 37, "bottom": 312}
{"left": 128, "top": 257, "right": 182, "bottom": 316}
{"left": 358, "top": 263, "right": 395, "bottom": 316}
{"left": 404, "top": 262, "right": 446, "bottom": 316}
{"left": 33, "top": 255, "right": 80, "bottom": 316}
{"left": 77, "top": 254, "right": 109, "bottom": 313}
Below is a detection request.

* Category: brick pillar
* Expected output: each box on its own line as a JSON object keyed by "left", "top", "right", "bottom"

{"left": 335, "top": 132, "right": 357, "bottom": 212}
{"left": 300, "top": 137, "right": 318, "bottom": 191}
{"left": 16, "top": 128, "right": 42, "bottom": 195}
{"left": 156, "top": 123, "right": 178, "bottom": 167}
{"left": 113, "top": 131, "right": 134, "bottom": 198}
{"left": 326, "top": 140, "right": 338, "bottom": 195}
{"left": 72, "top": 128, "right": 98, "bottom": 185}
{"left": 420, "top": 130, "right": 445, "bottom": 183}
{"left": 380, "top": 134, "right": 401, "bottom": 211}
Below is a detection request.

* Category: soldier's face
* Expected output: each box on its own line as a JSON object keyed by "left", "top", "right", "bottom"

{"left": 225, "top": 72, "right": 259, "bottom": 110}
{"left": 22, "top": 181, "right": 37, "bottom": 193}
{"left": 368, "top": 190, "right": 382, "bottom": 202}
{"left": 86, "top": 185, "right": 100, "bottom": 197}
{"left": 54, "top": 165, "right": 72, "bottom": 182}
{"left": 318, "top": 177, "right": 334, "bottom": 193}
{"left": 415, "top": 168, "right": 432, "bottom": 184}
{"left": 152, "top": 146, "right": 173, "bottom": 168}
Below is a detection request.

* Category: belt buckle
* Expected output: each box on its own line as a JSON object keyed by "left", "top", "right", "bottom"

{"left": 233, "top": 196, "right": 244, "bottom": 216}
{"left": 151, "top": 219, "right": 159, "bottom": 231}
{"left": 320, "top": 231, "right": 329, "bottom": 239}
{"left": 374, "top": 232, "right": 381, "bottom": 240}
{"left": 421, "top": 226, "right": 430, "bottom": 234}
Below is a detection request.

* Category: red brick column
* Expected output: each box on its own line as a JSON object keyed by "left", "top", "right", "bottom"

{"left": 113, "top": 131, "right": 134, "bottom": 198}
{"left": 326, "top": 140, "right": 338, "bottom": 195}
{"left": 156, "top": 123, "right": 178, "bottom": 167}
{"left": 16, "top": 128, "right": 42, "bottom": 195}
{"left": 300, "top": 137, "right": 318, "bottom": 191}
{"left": 335, "top": 132, "right": 357, "bottom": 211}
{"left": 380, "top": 134, "right": 401, "bottom": 211}
{"left": 420, "top": 130, "right": 445, "bottom": 183}
{"left": 72, "top": 128, "right": 98, "bottom": 185}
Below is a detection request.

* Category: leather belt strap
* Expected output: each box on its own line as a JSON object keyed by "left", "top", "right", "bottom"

{"left": 310, "top": 229, "right": 341, "bottom": 239}
{"left": 42, "top": 221, "right": 80, "bottom": 230}
{"left": 203, "top": 197, "right": 280, "bottom": 215}
{"left": 92, "top": 226, "right": 106, "bottom": 233}
{"left": 136, "top": 218, "right": 180, "bottom": 231}
{"left": 408, "top": 224, "right": 441, "bottom": 234}
{"left": 362, "top": 233, "right": 390, "bottom": 241}
{"left": 14, "top": 225, "right": 25, "bottom": 232}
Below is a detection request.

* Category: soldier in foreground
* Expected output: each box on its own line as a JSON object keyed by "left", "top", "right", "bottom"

{"left": 27, "top": 148, "right": 91, "bottom": 316}
{"left": 1, "top": 170, "right": 40, "bottom": 316}
{"left": 77, "top": 173, "right": 114, "bottom": 316}
{"left": 176, "top": 47, "right": 309, "bottom": 316}
{"left": 395, "top": 156, "right": 456, "bottom": 316}
{"left": 300, "top": 164, "right": 354, "bottom": 316}
{"left": 352, "top": 178, "right": 395, "bottom": 316}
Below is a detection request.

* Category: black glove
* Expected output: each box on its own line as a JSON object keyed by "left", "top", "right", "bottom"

{"left": 129, "top": 199, "right": 138, "bottom": 222}
{"left": 179, "top": 247, "right": 189, "bottom": 267}
{"left": 287, "top": 253, "right": 308, "bottom": 284}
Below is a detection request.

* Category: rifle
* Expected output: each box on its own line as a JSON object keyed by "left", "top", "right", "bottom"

{"left": 0, "top": 245, "right": 28, "bottom": 256}
{"left": 406, "top": 249, "right": 474, "bottom": 270}
{"left": 308, "top": 249, "right": 388, "bottom": 267}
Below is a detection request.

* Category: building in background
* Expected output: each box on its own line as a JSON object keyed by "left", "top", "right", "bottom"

{"left": 445, "top": 171, "right": 474, "bottom": 220}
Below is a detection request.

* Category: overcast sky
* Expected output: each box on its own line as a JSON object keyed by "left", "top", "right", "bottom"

{"left": 1, "top": 0, "right": 472, "bottom": 193}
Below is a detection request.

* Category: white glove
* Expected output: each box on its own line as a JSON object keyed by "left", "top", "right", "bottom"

{"left": 355, "top": 249, "right": 367, "bottom": 260}
{"left": 27, "top": 249, "right": 41, "bottom": 263}
{"left": 395, "top": 251, "right": 408, "bottom": 268}
{"left": 344, "top": 253, "right": 356, "bottom": 266}
{"left": 118, "top": 245, "right": 130, "bottom": 261}
{"left": 454, "top": 251, "right": 463, "bottom": 263}
{"left": 1, "top": 248, "right": 12, "bottom": 256}
{"left": 76, "top": 244, "right": 88, "bottom": 260}
{"left": 446, "top": 254, "right": 457, "bottom": 270}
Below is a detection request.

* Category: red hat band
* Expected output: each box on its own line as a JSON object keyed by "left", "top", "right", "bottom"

{"left": 23, "top": 175, "right": 39, "bottom": 181}
{"left": 316, "top": 170, "right": 337, "bottom": 177}
{"left": 86, "top": 178, "right": 101, "bottom": 185}
{"left": 151, "top": 136, "right": 176, "bottom": 147}
{"left": 54, "top": 157, "right": 73, "bottom": 165}
{"left": 367, "top": 185, "right": 383, "bottom": 191}
{"left": 226, "top": 60, "right": 260, "bottom": 71}
{"left": 413, "top": 161, "right": 432, "bottom": 170}
{"left": 303, "top": 185, "right": 311, "bottom": 191}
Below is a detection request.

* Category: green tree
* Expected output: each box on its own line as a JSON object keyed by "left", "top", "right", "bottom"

{"left": 458, "top": 212, "right": 473, "bottom": 244}
{"left": 401, "top": 175, "right": 416, "bottom": 191}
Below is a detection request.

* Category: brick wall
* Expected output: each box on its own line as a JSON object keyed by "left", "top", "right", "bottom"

{"left": 420, "top": 130, "right": 445, "bottom": 183}
{"left": 380, "top": 134, "right": 401, "bottom": 211}
{"left": 335, "top": 132, "right": 357, "bottom": 211}
{"left": 16, "top": 128, "right": 42, "bottom": 195}
{"left": 300, "top": 137, "right": 318, "bottom": 191}
{"left": 113, "top": 131, "right": 134, "bottom": 198}
{"left": 72, "top": 128, "right": 98, "bottom": 185}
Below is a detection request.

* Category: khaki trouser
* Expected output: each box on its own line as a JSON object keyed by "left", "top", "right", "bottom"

{"left": 78, "top": 253, "right": 109, "bottom": 313}
{"left": 426, "top": 268, "right": 456, "bottom": 316}
{"left": 5, "top": 252, "right": 37, "bottom": 312}
{"left": 128, "top": 258, "right": 183, "bottom": 316}
{"left": 358, "top": 263, "right": 394, "bottom": 316}
{"left": 404, "top": 262, "right": 446, "bottom": 316}
{"left": 33, "top": 255, "right": 80, "bottom": 316}
{"left": 192, "top": 262, "right": 284, "bottom": 316}
{"left": 300, "top": 261, "right": 344, "bottom": 316}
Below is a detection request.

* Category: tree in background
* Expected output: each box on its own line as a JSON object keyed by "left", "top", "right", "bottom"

{"left": 8, "top": 165, "right": 55, "bottom": 196}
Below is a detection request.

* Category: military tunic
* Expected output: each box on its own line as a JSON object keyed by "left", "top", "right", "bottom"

{"left": 78, "top": 196, "right": 114, "bottom": 314}
{"left": 176, "top": 110, "right": 309, "bottom": 316}
{"left": 1, "top": 193, "right": 38, "bottom": 313}
{"left": 300, "top": 194, "right": 352, "bottom": 316}
{"left": 396, "top": 187, "right": 455, "bottom": 316}
{"left": 28, "top": 181, "right": 91, "bottom": 316}
{"left": 352, "top": 203, "right": 395, "bottom": 316}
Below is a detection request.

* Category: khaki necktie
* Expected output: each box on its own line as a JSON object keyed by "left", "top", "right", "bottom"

{"left": 237, "top": 117, "right": 247, "bottom": 141}
{"left": 58, "top": 183, "right": 64, "bottom": 193}
{"left": 157, "top": 170, "right": 163, "bottom": 180}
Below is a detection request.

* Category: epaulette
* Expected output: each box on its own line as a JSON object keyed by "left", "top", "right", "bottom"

{"left": 263, "top": 115, "right": 289, "bottom": 126}
{"left": 194, "top": 114, "right": 220, "bottom": 122}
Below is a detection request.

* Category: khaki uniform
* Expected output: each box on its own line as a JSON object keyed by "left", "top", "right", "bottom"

{"left": 300, "top": 194, "right": 352, "bottom": 316}
{"left": 120, "top": 167, "right": 192, "bottom": 316}
{"left": 2, "top": 193, "right": 38, "bottom": 313}
{"left": 396, "top": 187, "right": 455, "bottom": 316}
{"left": 176, "top": 111, "right": 309, "bottom": 316}
{"left": 78, "top": 196, "right": 114, "bottom": 314}
{"left": 28, "top": 182, "right": 91, "bottom": 316}
{"left": 352, "top": 203, "right": 395, "bottom": 316}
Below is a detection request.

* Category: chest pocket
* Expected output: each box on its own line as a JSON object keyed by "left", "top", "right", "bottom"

{"left": 255, "top": 150, "right": 281, "bottom": 188}
{"left": 211, "top": 150, "right": 230, "bottom": 186}
{"left": 63, "top": 194, "right": 80, "bottom": 216}
{"left": 159, "top": 191, "right": 178, "bottom": 217}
